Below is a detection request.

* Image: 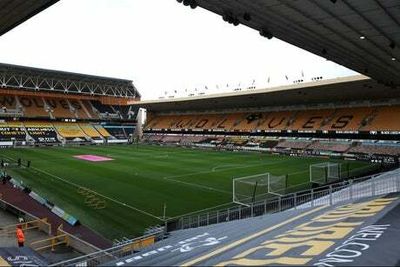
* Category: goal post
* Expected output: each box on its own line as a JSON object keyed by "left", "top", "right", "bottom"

{"left": 310, "top": 162, "right": 341, "bottom": 185}
{"left": 233, "top": 173, "right": 288, "bottom": 206}
{"left": 268, "top": 174, "right": 288, "bottom": 197}
{"left": 233, "top": 173, "right": 269, "bottom": 206}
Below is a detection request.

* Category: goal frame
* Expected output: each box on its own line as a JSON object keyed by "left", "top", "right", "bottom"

{"left": 232, "top": 172, "right": 288, "bottom": 206}
{"left": 232, "top": 173, "right": 270, "bottom": 207}
{"left": 309, "top": 162, "right": 341, "bottom": 185}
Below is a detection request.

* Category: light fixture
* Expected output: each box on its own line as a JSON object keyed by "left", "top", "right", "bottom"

{"left": 392, "top": 57, "right": 397, "bottom": 61}
{"left": 360, "top": 36, "right": 365, "bottom": 40}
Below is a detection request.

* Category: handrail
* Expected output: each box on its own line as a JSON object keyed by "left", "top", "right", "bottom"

{"left": 169, "top": 168, "right": 400, "bottom": 231}
{"left": 0, "top": 218, "right": 50, "bottom": 236}
{"left": 51, "top": 231, "right": 162, "bottom": 267}
{"left": 30, "top": 234, "right": 69, "bottom": 252}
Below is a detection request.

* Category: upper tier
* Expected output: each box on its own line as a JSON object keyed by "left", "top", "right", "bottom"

{"left": 0, "top": 95, "right": 138, "bottom": 121}
{"left": 145, "top": 105, "right": 400, "bottom": 133}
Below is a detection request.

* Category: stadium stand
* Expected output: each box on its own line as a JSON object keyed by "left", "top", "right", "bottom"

{"left": 53, "top": 122, "right": 88, "bottom": 141}
{"left": 18, "top": 96, "right": 50, "bottom": 118}
{"left": 307, "top": 140, "right": 352, "bottom": 153}
{"left": 259, "top": 139, "right": 280, "bottom": 149}
{"left": 349, "top": 143, "right": 400, "bottom": 156}
{"left": 321, "top": 107, "right": 374, "bottom": 132}
{"left": 79, "top": 123, "right": 103, "bottom": 140}
{"left": 145, "top": 105, "right": 400, "bottom": 133}
{"left": 81, "top": 100, "right": 100, "bottom": 119}
{"left": 104, "top": 126, "right": 127, "bottom": 140}
{"left": 162, "top": 135, "right": 182, "bottom": 144}
{"left": 94, "top": 125, "right": 112, "bottom": 138}
{"left": 363, "top": 106, "right": 400, "bottom": 132}
{"left": 0, "top": 93, "right": 138, "bottom": 123}
{"left": 45, "top": 98, "right": 74, "bottom": 119}
{"left": 24, "top": 121, "right": 60, "bottom": 144}
{"left": 275, "top": 139, "right": 312, "bottom": 150}
{"left": 179, "top": 135, "right": 207, "bottom": 146}
{"left": 0, "top": 122, "right": 26, "bottom": 142}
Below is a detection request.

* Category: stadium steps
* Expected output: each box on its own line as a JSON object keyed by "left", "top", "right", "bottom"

{"left": 66, "top": 99, "right": 79, "bottom": 119}
{"left": 358, "top": 107, "right": 379, "bottom": 131}
{"left": 79, "top": 100, "right": 93, "bottom": 119}
{"left": 105, "top": 193, "right": 400, "bottom": 266}
{"left": 0, "top": 247, "right": 48, "bottom": 266}
{"left": 319, "top": 108, "right": 338, "bottom": 129}
{"left": 0, "top": 182, "right": 112, "bottom": 250}
{"left": 0, "top": 210, "right": 80, "bottom": 264}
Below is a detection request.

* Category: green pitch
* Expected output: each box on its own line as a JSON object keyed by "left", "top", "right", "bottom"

{"left": 0, "top": 144, "right": 376, "bottom": 240}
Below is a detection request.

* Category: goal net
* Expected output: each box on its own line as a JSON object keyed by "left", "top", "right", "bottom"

{"left": 310, "top": 162, "right": 341, "bottom": 185}
{"left": 268, "top": 174, "right": 288, "bottom": 197}
{"left": 233, "top": 173, "right": 269, "bottom": 206}
{"left": 233, "top": 173, "right": 288, "bottom": 206}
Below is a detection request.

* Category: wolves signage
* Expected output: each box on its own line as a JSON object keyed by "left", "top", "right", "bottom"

{"left": 0, "top": 96, "right": 84, "bottom": 111}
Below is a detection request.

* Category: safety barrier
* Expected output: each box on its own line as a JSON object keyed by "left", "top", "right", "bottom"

{"left": 168, "top": 169, "right": 400, "bottom": 231}
{"left": 51, "top": 231, "right": 161, "bottom": 266}
{"left": 0, "top": 218, "right": 51, "bottom": 237}
{"left": 30, "top": 234, "right": 69, "bottom": 252}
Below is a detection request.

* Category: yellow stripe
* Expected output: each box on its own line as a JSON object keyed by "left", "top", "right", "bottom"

{"left": 181, "top": 205, "right": 327, "bottom": 266}
{"left": 0, "top": 257, "right": 11, "bottom": 267}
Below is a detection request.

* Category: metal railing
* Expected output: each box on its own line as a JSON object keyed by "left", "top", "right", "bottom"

{"left": 166, "top": 169, "right": 400, "bottom": 231}
{"left": 52, "top": 169, "right": 400, "bottom": 267}
{"left": 51, "top": 231, "right": 163, "bottom": 267}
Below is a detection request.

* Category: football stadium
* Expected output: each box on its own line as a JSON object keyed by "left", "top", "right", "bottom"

{"left": 0, "top": 0, "right": 400, "bottom": 266}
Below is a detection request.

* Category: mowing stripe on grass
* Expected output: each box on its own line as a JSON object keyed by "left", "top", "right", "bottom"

{"left": 32, "top": 167, "right": 164, "bottom": 221}
{"left": 2, "top": 154, "right": 163, "bottom": 221}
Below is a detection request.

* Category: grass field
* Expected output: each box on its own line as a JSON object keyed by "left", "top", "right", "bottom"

{"left": 0, "top": 144, "right": 377, "bottom": 240}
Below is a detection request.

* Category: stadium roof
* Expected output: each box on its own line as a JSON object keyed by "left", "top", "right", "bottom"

{"left": 136, "top": 75, "right": 399, "bottom": 112}
{"left": 0, "top": 0, "right": 59, "bottom": 36}
{"left": 189, "top": 0, "right": 400, "bottom": 87}
{"left": 0, "top": 63, "right": 140, "bottom": 98}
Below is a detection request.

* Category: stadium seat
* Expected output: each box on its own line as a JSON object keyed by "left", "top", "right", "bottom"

{"left": 53, "top": 122, "right": 88, "bottom": 139}
{"left": 94, "top": 125, "right": 112, "bottom": 138}
{"left": 79, "top": 123, "right": 103, "bottom": 139}
{"left": 24, "top": 121, "right": 60, "bottom": 143}
{"left": 363, "top": 106, "right": 400, "bottom": 131}
{"left": 45, "top": 98, "right": 72, "bottom": 118}
{"left": 17, "top": 96, "right": 50, "bottom": 118}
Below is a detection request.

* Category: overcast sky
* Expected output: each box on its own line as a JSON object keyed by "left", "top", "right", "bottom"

{"left": 0, "top": 0, "right": 358, "bottom": 100}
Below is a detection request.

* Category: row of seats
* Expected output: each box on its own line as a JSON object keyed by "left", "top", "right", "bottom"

{"left": 348, "top": 144, "right": 400, "bottom": 156}
{"left": 275, "top": 140, "right": 312, "bottom": 150}
{"left": 143, "top": 134, "right": 400, "bottom": 156}
{"left": 0, "top": 122, "right": 112, "bottom": 142}
{"left": 307, "top": 141, "right": 352, "bottom": 153}
{"left": 0, "top": 95, "right": 133, "bottom": 120}
{"left": 142, "top": 134, "right": 207, "bottom": 145}
{"left": 145, "top": 106, "right": 400, "bottom": 132}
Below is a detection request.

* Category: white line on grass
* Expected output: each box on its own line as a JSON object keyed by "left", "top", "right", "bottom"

{"left": 164, "top": 160, "right": 289, "bottom": 180}
{"left": 162, "top": 160, "right": 290, "bottom": 194}
{"left": 2, "top": 153, "right": 164, "bottom": 222}
{"left": 211, "top": 164, "right": 243, "bottom": 172}
{"left": 32, "top": 167, "right": 164, "bottom": 221}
